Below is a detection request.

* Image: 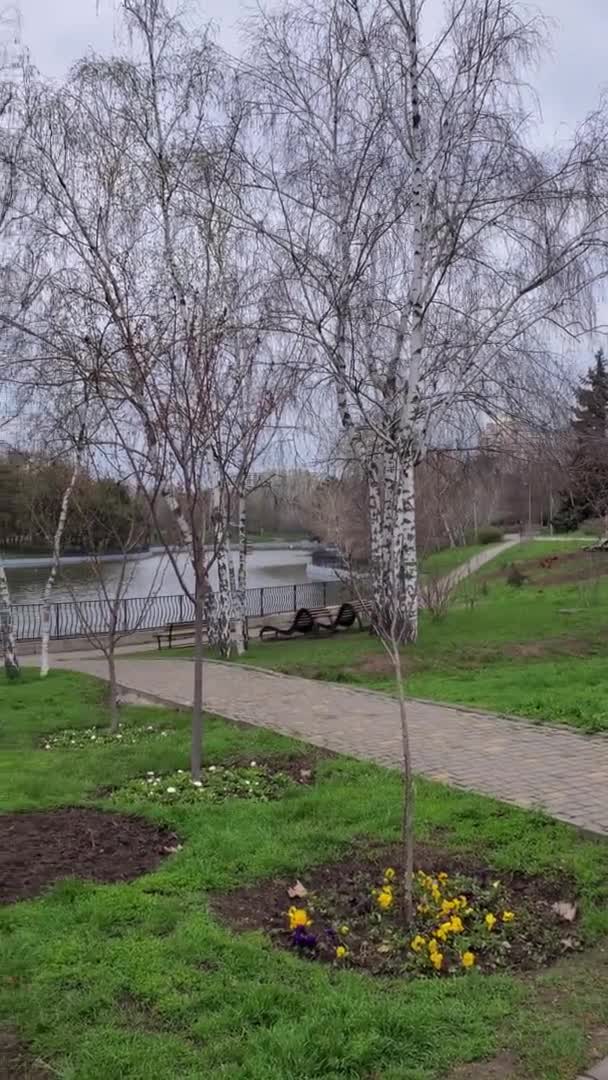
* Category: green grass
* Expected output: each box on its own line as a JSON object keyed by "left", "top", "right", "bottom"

{"left": 421, "top": 542, "right": 487, "bottom": 576}
{"left": 2, "top": 670, "right": 608, "bottom": 1079}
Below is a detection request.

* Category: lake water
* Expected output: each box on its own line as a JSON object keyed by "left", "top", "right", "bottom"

{"left": 6, "top": 547, "right": 314, "bottom": 606}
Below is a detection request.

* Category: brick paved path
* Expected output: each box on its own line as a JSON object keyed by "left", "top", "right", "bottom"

{"left": 58, "top": 654, "right": 608, "bottom": 836}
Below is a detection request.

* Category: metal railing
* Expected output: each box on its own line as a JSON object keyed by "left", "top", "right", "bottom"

{"left": 12, "top": 579, "right": 344, "bottom": 641}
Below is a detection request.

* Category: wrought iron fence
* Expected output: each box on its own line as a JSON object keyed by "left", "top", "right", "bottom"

{"left": 12, "top": 579, "right": 344, "bottom": 641}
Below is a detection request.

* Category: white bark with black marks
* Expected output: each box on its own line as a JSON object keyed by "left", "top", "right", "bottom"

{"left": 211, "top": 485, "right": 234, "bottom": 659}
{"left": 40, "top": 461, "right": 80, "bottom": 678}
{"left": 0, "top": 554, "right": 19, "bottom": 679}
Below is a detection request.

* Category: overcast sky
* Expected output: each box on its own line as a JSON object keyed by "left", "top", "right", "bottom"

{"left": 14, "top": 0, "right": 608, "bottom": 139}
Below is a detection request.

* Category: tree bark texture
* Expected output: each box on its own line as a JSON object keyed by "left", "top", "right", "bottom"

{"left": 0, "top": 554, "right": 19, "bottom": 679}
{"left": 40, "top": 462, "right": 80, "bottom": 677}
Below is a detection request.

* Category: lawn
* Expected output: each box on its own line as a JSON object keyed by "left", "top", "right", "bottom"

{"left": 152, "top": 540, "right": 608, "bottom": 731}
{"left": 2, "top": 669, "right": 608, "bottom": 1079}
{"left": 420, "top": 542, "right": 487, "bottom": 576}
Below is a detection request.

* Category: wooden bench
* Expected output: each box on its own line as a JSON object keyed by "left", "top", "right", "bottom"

{"left": 156, "top": 621, "right": 197, "bottom": 650}
{"left": 342, "top": 599, "right": 373, "bottom": 629}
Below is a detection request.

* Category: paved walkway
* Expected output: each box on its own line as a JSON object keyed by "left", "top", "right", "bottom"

{"left": 443, "top": 535, "right": 519, "bottom": 587}
{"left": 58, "top": 653, "right": 608, "bottom": 836}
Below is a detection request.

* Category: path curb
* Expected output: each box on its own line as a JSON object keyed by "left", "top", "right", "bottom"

{"left": 577, "top": 1055, "right": 608, "bottom": 1080}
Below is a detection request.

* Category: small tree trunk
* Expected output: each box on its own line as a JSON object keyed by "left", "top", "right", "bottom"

{"left": 0, "top": 554, "right": 19, "bottom": 679}
{"left": 191, "top": 572, "right": 205, "bottom": 780}
{"left": 108, "top": 647, "right": 120, "bottom": 732}
{"left": 395, "top": 662, "right": 415, "bottom": 926}
{"left": 40, "top": 463, "right": 79, "bottom": 678}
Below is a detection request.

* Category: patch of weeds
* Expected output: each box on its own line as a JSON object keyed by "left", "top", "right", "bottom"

{"left": 113, "top": 762, "right": 297, "bottom": 806}
{"left": 39, "top": 722, "right": 174, "bottom": 750}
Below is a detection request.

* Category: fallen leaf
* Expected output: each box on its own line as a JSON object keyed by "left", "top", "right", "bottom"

{"left": 287, "top": 880, "right": 308, "bottom": 899}
{"left": 376, "top": 944, "right": 392, "bottom": 954}
{"left": 552, "top": 901, "right": 578, "bottom": 923}
{"left": 560, "top": 936, "right": 578, "bottom": 951}
{"left": 299, "top": 769, "right": 312, "bottom": 782}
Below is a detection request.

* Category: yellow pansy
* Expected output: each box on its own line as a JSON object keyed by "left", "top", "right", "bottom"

{"left": 502, "top": 911, "right": 515, "bottom": 923}
{"left": 376, "top": 887, "right": 394, "bottom": 910}
{"left": 410, "top": 935, "right": 426, "bottom": 953}
{"left": 485, "top": 913, "right": 497, "bottom": 931}
{"left": 434, "top": 922, "right": 452, "bottom": 941}
{"left": 384, "top": 867, "right": 396, "bottom": 882}
{"left": 449, "top": 916, "right": 464, "bottom": 934}
{"left": 430, "top": 950, "right": 443, "bottom": 971}
{"left": 288, "top": 907, "right": 311, "bottom": 930}
{"left": 339, "top": 924, "right": 350, "bottom": 935}
{"left": 437, "top": 872, "right": 449, "bottom": 884}
{"left": 335, "top": 945, "right": 348, "bottom": 959}
{"left": 461, "top": 951, "right": 476, "bottom": 968}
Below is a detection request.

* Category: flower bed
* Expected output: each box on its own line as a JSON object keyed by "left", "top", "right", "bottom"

{"left": 213, "top": 844, "right": 582, "bottom": 977}
{"left": 112, "top": 759, "right": 312, "bottom": 806}
{"left": 39, "top": 722, "right": 174, "bottom": 750}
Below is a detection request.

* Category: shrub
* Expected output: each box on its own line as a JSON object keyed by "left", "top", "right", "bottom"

{"left": 476, "top": 525, "right": 503, "bottom": 544}
{"left": 551, "top": 505, "right": 581, "bottom": 533}
{"left": 506, "top": 562, "right": 527, "bottom": 587}
{"left": 419, "top": 574, "right": 454, "bottom": 620}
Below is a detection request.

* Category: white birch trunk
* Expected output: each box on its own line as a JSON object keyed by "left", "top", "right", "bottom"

{"left": 388, "top": 0, "right": 424, "bottom": 645}
{"left": 394, "top": 457, "right": 418, "bottom": 642}
{"left": 368, "top": 453, "right": 383, "bottom": 611}
{"left": 0, "top": 553, "right": 19, "bottom": 679}
{"left": 211, "top": 485, "right": 233, "bottom": 658}
{"left": 40, "top": 463, "right": 80, "bottom": 678}
{"left": 225, "top": 516, "right": 244, "bottom": 656}
{"left": 236, "top": 491, "right": 248, "bottom": 652}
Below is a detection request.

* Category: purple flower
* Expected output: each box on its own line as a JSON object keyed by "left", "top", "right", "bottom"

{"left": 292, "top": 927, "right": 317, "bottom": 949}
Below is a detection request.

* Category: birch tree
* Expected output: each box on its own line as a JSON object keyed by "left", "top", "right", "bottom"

{"left": 16, "top": 0, "right": 251, "bottom": 776}
{"left": 245, "top": 0, "right": 608, "bottom": 926}
{"left": 38, "top": 395, "right": 89, "bottom": 677}
{"left": 247, "top": 0, "right": 608, "bottom": 645}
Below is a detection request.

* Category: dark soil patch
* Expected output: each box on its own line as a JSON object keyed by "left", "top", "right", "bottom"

{"left": 0, "top": 807, "right": 179, "bottom": 904}
{"left": 212, "top": 842, "right": 580, "bottom": 978}
{"left": 0, "top": 1029, "right": 51, "bottom": 1079}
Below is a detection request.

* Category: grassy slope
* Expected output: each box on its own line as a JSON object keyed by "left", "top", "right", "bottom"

{"left": 2, "top": 670, "right": 608, "bottom": 1080}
